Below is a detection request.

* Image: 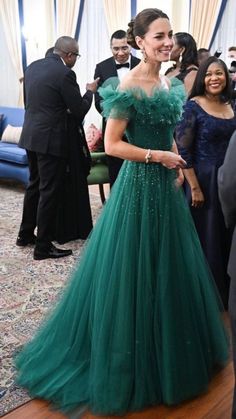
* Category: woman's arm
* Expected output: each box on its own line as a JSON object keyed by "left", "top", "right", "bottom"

{"left": 184, "top": 70, "right": 197, "bottom": 95}
{"left": 104, "top": 118, "right": 186, "bottom": 169}
{"left": 171, "top": 140, "right": 184, "bottom": 186}
{"left": 175, "top": 100, "right": 204, "bottom": 203}
{"left": 183, "top": 168, "right": 204, "bottom": 207}
{"left": 171, "top": 140, "right": 179, "bottom": 155}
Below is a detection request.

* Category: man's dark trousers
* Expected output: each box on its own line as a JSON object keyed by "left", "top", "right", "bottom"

{"left": 19, "top": 150, "right": 66, "bottom": 251}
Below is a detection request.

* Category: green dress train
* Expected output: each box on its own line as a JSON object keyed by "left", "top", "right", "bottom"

{"left": 15, "top": 79, "right": 229, "bottom": 416}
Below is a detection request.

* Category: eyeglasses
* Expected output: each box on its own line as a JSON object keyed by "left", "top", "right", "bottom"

{"left": 60, "top": 50, "right": 81, "bottom": 59}
{"left": 70, "top": 52, "right": 81, "bottom": 58}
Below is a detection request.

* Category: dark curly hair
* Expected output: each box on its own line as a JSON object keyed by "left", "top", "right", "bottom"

{"left": 127, "top": 8, "right": 169, "bottom": 50}
{"left": 174, "top": 32, "right": 198, "bottom": 71}
{"left": 189, "top": 56, "right": 232, "bottom": 103}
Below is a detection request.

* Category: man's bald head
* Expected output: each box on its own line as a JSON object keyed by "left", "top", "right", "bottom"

{"left": 54, "top": 36, "right": 78, "bottom": 53}
{"left": 54, "top": 36, "right": 79, "bottom": 68}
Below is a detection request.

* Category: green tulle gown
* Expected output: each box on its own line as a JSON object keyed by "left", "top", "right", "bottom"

{"left": 15, "top": 79, "right": 229, "bottom": 416}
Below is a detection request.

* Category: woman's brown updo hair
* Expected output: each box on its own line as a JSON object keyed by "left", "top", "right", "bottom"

{"left": 127, "top": 8, "right": 169, "bottom": 50}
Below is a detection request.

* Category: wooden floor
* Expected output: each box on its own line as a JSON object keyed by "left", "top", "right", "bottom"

{"left": 2, "top": 359, "right": 234, "bottom": 419}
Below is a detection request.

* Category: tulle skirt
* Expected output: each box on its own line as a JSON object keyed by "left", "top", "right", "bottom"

{"left": 15, "top": 161, "right": 229, "bottom": 415}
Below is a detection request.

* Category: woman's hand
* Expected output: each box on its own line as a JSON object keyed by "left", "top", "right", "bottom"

{"left": 191, "top": 186, "right": 204, "bottom": 207}
{"left": 153, "top": 150, "right": 187, "bottom": 169}
{"left": 175, "top": 169, "right": 184, "bottom": 188}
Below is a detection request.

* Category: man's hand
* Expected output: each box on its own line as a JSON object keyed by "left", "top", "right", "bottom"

{"left": 86, "top": 77, "right": 100, "bottom": 93}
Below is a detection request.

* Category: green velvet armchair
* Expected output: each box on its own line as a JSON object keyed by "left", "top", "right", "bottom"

{"left": 87, "top": 152, "right": 110, "bottom": 203}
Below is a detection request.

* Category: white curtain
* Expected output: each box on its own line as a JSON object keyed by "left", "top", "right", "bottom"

{"left": 136, "top": 0, "right": 172, "bottom": 17}
{"left": 75, "top": 0, "right": 110, "bottom": 129}
{"left": 102, "top": 0, "right": 130, "bottom": 36}
{"left": 210, "top": 0, "right": 236, "bottom": 65}
{"left": 171, "top": 0, "right": 189, "bottom": 32}
{"left": 56, "top": 0, "right": 81, "bottom": 37}
{"left": 23, "top": 0, "right": 55, "bottom": 64}
{"left": 189, "top": 0, "right": 221, "bottom": 48}
{"left": 0, "top": 0, "right": 24, "bottom": 106}
{"left": 0, "top": 19, "right": 19, "bottom": 107}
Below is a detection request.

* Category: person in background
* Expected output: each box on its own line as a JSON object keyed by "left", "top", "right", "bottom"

{"left": 218, "top": 129, "right": 236, "bottom": 419}
{"left": 15, "top": 9, "right": 228, "bottom": 417}
{"left": 214, "top": 47, "right": 222, "bottom": 58}
{"left": 45, "top": 47, "right": 93, "bottom": 243}
{"left": 94, "top": 29, "right": 140, "bottom": 186}
{"left": 53, "top": 111, "right": 93, "bottom": 244}
{"left": 176, "top": 56, "right": 236, "bottom": 308}
{"left": 197, "top": 47, "right": 211, "bottom": 65}
{"left": 228, "top": 46, "right": 236, "bottom": 62}
{"left": 16, "top": 36, "right": 99, "bottom": 259}
{"left": 165, "top": 32, "right": 198, "bottom": 94}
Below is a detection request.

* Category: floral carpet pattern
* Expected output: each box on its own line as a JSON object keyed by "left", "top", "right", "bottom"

{"left": 0, "top": 180, "right": 103, "bottom": 416}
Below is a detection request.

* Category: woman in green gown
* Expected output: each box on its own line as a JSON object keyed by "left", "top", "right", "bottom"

{"left": 15, "top": 8, "right": 229, "bottom": 416}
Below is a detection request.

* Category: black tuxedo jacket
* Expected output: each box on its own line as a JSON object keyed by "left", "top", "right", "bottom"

{"left": 19, "top": 53, "right": 93, "bottom": 157}
{"left": 94, "top": 54, "right": 140, "bottom": 114}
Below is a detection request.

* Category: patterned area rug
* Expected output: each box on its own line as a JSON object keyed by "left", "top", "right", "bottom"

{"left": 0, "top": 180, "right": 104, "bottom": 416}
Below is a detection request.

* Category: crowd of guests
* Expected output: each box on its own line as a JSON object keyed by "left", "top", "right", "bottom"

{"left": 14, "top": 7, "right": 236, "bottom": 418}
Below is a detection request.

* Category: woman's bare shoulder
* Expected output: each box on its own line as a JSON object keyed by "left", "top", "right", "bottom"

{"left": 161, "top": 75, "right": 171, "bottom": 89}
{"left": 119, "top": 74, "right": 140, "bottom": 91}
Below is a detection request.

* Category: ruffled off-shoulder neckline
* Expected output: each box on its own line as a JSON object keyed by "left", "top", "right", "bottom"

{"left": 99, "top": 77, "right": 186, "bottom": 126}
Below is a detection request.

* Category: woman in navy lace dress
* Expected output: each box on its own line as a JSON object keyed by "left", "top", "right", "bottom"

{"left": 176, "top": 56, "right": 236, "bottom": 308}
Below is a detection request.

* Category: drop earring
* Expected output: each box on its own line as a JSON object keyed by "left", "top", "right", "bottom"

{"left": 179, "top": 52, "right": 183, "bottom": 63}
{"left": 142, "top": 49, "right": 147, "bottom": 63}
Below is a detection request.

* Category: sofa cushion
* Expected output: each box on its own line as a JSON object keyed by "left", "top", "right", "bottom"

{"left": 0, "top": 143, "right": 28, "bottom": 165}
{"left": 85, "top": 123, "right": 103, "bottom": 151}
{"left": 1, "top": 124, "right": 22, "bottom": 144}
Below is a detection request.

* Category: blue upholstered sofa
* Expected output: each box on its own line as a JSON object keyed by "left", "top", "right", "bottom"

{"left": 0, "top": 106, "right": 29, "bottom": 185}
{"left": 0, "top": 106, "right": 109, "bottom": 202}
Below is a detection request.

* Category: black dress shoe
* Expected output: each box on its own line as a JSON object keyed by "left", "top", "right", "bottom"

{"left": 34, "top": 244, "right": 72, "bottom": 260}
{"left": 16, "top": 235, "right": 36, "bottom": 247}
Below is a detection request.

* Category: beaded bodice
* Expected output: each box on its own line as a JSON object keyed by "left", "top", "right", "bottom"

{"left": 99, "top": 78, "right": 186, "bottom": 152}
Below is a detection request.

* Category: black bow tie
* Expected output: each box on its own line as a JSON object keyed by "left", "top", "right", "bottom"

{"left": 116, "top": 62, "right": 129, "bottom": 69}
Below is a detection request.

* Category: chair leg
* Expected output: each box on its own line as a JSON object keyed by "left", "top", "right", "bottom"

{"left": 99, "top": 184, "right": 106, "bottom": 204}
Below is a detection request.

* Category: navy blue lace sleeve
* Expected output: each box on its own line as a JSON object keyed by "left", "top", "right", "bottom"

{"left": 175, "top": 101, "right": 197, "bottom": 168}
{"left": 176, "top": 100, "right": 236, "bottom": 169}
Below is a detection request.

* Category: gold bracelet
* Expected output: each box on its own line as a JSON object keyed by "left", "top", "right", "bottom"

{"left": 145, "top": 149, "right": 152, "bottom": 164}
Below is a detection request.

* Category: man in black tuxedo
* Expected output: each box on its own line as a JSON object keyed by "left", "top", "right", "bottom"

{"left": 17, "top": 36, "right": 99, "bottom": 260}
{"left": 94, "top": 30, "right": 140, "bottom": 186}
{"left": 218, "top": 130, "right": 236, "bottom": 418}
